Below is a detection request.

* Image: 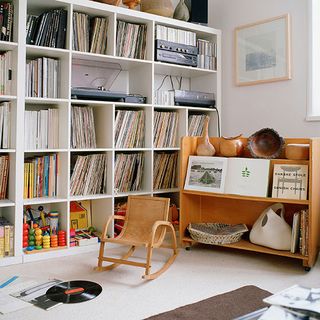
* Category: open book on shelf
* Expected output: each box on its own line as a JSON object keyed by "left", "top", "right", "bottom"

{"left": 184, "top": 156, "right": 270, "bottom": 197}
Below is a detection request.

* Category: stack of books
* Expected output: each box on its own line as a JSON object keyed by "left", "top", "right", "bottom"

{"left": 0, "top": 51, "right": 12, "bottom": 95}
{"left": 114, "top": 110, "right": 145, "bottom": 148}
{"left": 24, "top": 108, "right": 59, "bottom": 150}
{"left": 0, "top": 102, "right": 11, "bottom": 149}
{"left": 26, "top": 9, "right": 67, "bottom": 48}
{"left": 25, "top": 57, "right": 60, "bottom": 98}
{"left": 71, "top": 106, "right": 96, "bottom": 149}
{"left": 73, "top": 12, "right": 109, "bottom": 54}
{"left": 0, "top": 217, "right": 13, "bottom": 258}
{"left": 154, "top": 111, "right": 178, "bottom": 148}
{"left": 0, "top": 2, "right": 13, "bottom": 42}
{"left": 116, "top": 20, "right": 147, "bottom": 59}
{"left": 24, "top": 154, "right": 58, "bottom": 199}
{"left": 0, "top": 155, "right": 9, "bottom": 200}
{"left": 114, "top": 153, "right": 144, "bottom": 193}
{"left": 153, "top": 152, "right": 178, "bottom": 190}
{"left": 188, "top": 114, "right": 206, "bottom": 136}
{"left": 70, "top": 154, "right": 107, "bottom": 196}
{"left": 156, "top": 25, "right": 196, "bottom": 46}
{"left": 197, "top": 39, "right": 217, "bottom": 70}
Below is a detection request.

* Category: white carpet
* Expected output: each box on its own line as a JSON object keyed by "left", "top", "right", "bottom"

{"left": 0, "top": 244, "right": 319, "bottom": 320}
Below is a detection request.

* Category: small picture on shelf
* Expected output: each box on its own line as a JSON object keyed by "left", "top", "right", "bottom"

{"left": 271, "top": 164, "right": 308, "bottom": 200}
{"left": 184, "top": 156, "right": 227, "bottom": 193}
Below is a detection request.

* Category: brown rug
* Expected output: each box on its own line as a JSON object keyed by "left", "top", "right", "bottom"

{"left": 145, "top": 285, "right": 271, "bottom": 320}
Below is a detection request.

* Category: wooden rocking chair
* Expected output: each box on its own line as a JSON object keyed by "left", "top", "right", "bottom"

{"left": 95, "top": 196, "right": 178, "bottom": 280}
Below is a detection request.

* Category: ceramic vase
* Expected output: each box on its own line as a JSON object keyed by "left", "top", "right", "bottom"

{"left": 196, "top": 116, "right": 215, "bottom": 156}
{"left": 140, "top": 0, "right": 174, "bottom": 18}
{"left": 173, "top": 0, "right": 190, "bottom": 21}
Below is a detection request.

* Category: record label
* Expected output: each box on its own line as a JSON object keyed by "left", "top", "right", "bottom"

{"left": 46, "top": 280, "right": 102, "bottom": 304}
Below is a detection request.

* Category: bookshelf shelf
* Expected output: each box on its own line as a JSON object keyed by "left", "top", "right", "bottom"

{"left": 0, "top": 41, "right": 18, "bottom": 50}
{"left": 0, "top": 96, "right": 17, "bottom": 101}
{"left": 0, "top": 149, "right": 15, "bottom": 153}
{"left": 181, "top": 190, "right": 310, "bottom": 205}
{"left": 26, "top": 45, "right": 70, "bottom": 58}
{"left": 23, "top": 197, "right": 68, "bottom": 205}
{"left": 0, "top": 200, "right": 15, "bottom": 208}
{"left": 154, "top": 61, "right": 217, "bottom": 78}
{"left": 1, "top": 0, "right": 221, "bottom": 265}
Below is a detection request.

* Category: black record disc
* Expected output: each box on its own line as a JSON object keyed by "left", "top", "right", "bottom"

{"left": 46, "top": 280, "right": 102, "bottom": 304}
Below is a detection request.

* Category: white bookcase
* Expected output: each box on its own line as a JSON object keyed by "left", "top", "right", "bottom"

{"left": 0, "top": 0, "right": 221, "bottom": 265}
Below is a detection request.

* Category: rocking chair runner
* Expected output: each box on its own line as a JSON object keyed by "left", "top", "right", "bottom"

{"left": 95, "top": 196, "right": 178, "bottom": 280}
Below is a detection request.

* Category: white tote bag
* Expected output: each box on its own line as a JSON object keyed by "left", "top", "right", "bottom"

{"left": 249, "top": 203, "right": 292, "bottom": 250}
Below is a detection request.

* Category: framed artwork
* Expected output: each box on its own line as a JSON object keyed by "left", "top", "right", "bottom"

{"left": 235, "top": 14, "right": 291, "bottom": 86}
{"left": 184, "top": 156, "right": 228, "bottom": 193}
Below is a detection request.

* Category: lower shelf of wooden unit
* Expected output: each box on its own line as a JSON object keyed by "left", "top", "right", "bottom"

{"left": 24, "top": 246, "right": 68, "bottom": 254}
{"left": 182, "top": 236, "right": 307, "bottom": 260}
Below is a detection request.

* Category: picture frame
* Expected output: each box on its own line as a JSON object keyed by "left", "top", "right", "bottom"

{"left": 235, "top": 14, "right": 291, "bottom": 86}
{"left": 184, "top": 156, "right": 228, "bottom": 193}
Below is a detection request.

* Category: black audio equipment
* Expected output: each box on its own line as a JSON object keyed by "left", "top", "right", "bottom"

{"left": 71, "top": 87, "right": 147, "bottom": 104}
{"left": 155, "top": 40, "right": 198, "bottom": 67}
{"left": 156, "top": 40, "right": 198, "bottom": 56}
{"left": 156, "top": 50, "right": 197, "bottom": 67}
{"left": 174, "top": 90, "right": 215, "bottom": 108}
{"left": 186, "top": 0, "right": 208, "bottom": 25}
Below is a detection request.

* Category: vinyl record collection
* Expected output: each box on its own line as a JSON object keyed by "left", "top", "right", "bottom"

{"left": 0, "top": 155, "right": 9, "bottom": 200}
{"left": 153, "top": 152, "right": 178, "bottom": 190}
{"left": 197, "top": 39, "right": 217, "bottom": 70}
{"left": 71, "top": 106, "right": 96, "bottom": 149}
{"left": 0, "top": 102, "right": 11, "bottom": 149}
{"left": 25, "top": 57, "right": 60, "bottom": 98}
{"left": 188, "top": 114, "right": 206, "bottom": 136}
{"left": 70, "top": 154, "right": 107, "bottom": 196}
{"left": 114, "top": 153, "right": 144, "bottom": 193}
{"left": 24, "top": 154, "right": 58, "bottom": 199}
{"left": 153, "top": 111, "right": 178, "bottom": 148}
{"left": 0, "top": 1, "right": 13, "bottom": 42}
{"left": 24, "top": 108, "right": 59, "bottom": 150}
{"left": 114, "top": 110, "right": 145, "bottom": 148}
{"left": 73, "top": 12, "right": 109, "bottom": 54}
{"left": 0, "top": 51, "right": 12, "bottom": 95}
{"left": 156, "top": 25, "right": 196, "bottom": 46}
{"left": 26, "top": 9, "right": 67, "bottom": 48}
{"left": 116, "top": 20, "right": 147, "bottom": 59}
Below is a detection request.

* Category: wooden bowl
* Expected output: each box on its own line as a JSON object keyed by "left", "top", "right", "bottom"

{"left": 248, "top": 128, "right": 285, "bottom": 159}
{"left": 285, "top": 144, "right": 309, "bottom": 160}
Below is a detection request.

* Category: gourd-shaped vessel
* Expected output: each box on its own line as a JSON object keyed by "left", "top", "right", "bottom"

{"left": 219, "top": 134, "right": 244, "bottom": 157}
{"left": 173, "top": 0, "right": 190, "bottom": 21}
{"left": 196, "top": 116, "right": 215, "bottom": 156}
{"left": 140, "top": 0, "right": 174, "bottom": 17}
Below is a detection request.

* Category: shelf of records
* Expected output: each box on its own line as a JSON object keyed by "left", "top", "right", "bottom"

{"left": 25, "top": 57, "right": 61, "bottom": 99}
{"left": 0, "top": 51, "right": 13, "bottom": 96}
{"left": 0, "top": 1, "right": 14, "bottom": 43}
{"left": 24, "top": 4, "right": 217, "bottom": 70}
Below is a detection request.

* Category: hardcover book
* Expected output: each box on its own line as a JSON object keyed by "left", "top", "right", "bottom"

{"left": 184, "top": 156, "right": 270, "bottom": 197}
{"left": 271, "top": 164, "right": 308, "bottom": 200}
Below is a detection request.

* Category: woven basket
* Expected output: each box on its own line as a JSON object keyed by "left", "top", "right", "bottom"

{"left": 188, "top": 223, "right": 248, "bottom": 245}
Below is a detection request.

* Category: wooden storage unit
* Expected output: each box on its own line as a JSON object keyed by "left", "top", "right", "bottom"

{"left": 179, "top": 136, "right": 320, "bottom": 269}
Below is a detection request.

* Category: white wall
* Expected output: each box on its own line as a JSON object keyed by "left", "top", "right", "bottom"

{"left": 210, "top": 0, "right": 320, "bottom": 138}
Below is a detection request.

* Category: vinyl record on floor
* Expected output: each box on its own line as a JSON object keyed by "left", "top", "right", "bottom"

{"left": 46, "top": 280, "right": 102, "bottom": 304}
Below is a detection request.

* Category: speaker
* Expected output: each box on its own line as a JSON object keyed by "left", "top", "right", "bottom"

{"left": 185, "top": 0, "right": 208, "bottom": 25}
